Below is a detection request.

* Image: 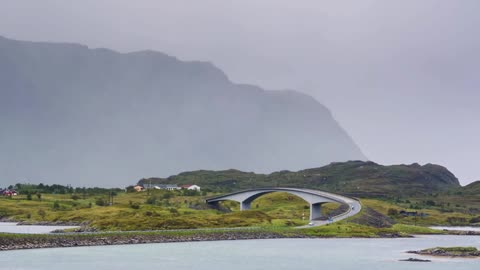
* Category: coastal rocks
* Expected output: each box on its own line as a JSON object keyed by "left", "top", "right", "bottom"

{"left": 400, "top": 258, "right": 431, "bottom": 262}
{"left": 407, "top": 247, "right": 480, "bottom": 257}
{"left": 0, "top": 231, "right": 302, "bottom": 251}
{"left": 447, "top": 230, "right": 480, "bottom": 236}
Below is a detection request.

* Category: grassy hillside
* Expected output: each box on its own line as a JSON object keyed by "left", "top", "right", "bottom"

{"left": 461, "top": 181, "right": 480, "bottom": 194}
{"left": 2, "top": 188, "right": 478, "bottom": 231}
{"left": 0, "top": 191, "right": 348, "bottom": 231}
{"left": 2, "top": 161, "right": 477, "bottom": 234}
{"left": 138, "top": 161, "right": 460, "bottom": 197}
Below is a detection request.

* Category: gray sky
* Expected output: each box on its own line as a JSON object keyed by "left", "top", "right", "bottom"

{"left": 1, "top": 0, "right": 479, "bottom": 185}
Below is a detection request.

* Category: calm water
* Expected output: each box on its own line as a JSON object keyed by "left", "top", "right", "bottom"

{"left": 0, "top": 235, "right": 479, "bottom": 270}
{"left": 0, "top": 222, "right": 78, "bottom": 234}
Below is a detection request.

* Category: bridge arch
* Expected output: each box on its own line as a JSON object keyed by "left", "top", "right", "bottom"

{"left": 206, "top": 187, "right": 357, "bottom": 221}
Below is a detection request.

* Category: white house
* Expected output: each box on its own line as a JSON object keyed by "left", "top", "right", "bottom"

{"left": 154, "top": 184, "right": 180, "bottom": 191}
{"left": 181, "top": 184, "right": 201, "bottom": 191}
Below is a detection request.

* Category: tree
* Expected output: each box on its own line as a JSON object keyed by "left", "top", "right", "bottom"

{"left": 95, "top": 197, "right": 107, "bottom": 206}
{"left": 36, "top": 193, "right": 42, "bottom": 200}
{"left": 52, "top": 201, "right": 60, "bottom": 210}
{"left": 387, "top": 208, "right": 398, "bottom": 216}
{"left": 129, "top": 201, "right": 140, "bottom": 209}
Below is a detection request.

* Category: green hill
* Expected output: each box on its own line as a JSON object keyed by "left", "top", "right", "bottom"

{"left": 461, "top": 181, "right": 480, "bottom": 194}
{"left": 138, "top": 161, "right": 460, "bottom": 197}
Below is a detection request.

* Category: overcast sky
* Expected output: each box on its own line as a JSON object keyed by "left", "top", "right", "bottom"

{"left": 1, "top": 0, "right": 478, "bottom": 185}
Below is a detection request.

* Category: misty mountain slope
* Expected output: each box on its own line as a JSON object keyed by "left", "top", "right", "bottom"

{"left": 0, "top": 36, "right": 365, "bottom": 186}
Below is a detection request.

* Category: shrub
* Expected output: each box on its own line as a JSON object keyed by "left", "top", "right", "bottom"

{"left": 95, "top": 198, "right": 107, "bottom": 206}
{"left": 469, "top": 216, "right": 480, "bottom": 224}
{"left": 146, "top": 196, "right": 157, "bottom": 205}
{"left": 125, "top": 186, "right": 136, "bottom": 193}
{"left": 38, "top": 209, "right": 46, "bottom": 220}
{"left": 52, "top": 201, "right": 60, "bottom": 210}
{"left": 447, "top": 216, "right": 467, "bottom": 225}
{"left": 161, "top": 192, "right": 174, "bottom": 200}
{"left": 387, "top": 208, "right": 398, "bottom": 216}
{"left": 71, "top": 194, "right": 81, "bottom": 200}
{"left": 168, "top": 208, "right": 179, "bottom": 215}
{"left": 129, "top": 201, "right": 140, "bottom": 209}
{"left": 425, "top": 200, "right": 436, "bottom": 206}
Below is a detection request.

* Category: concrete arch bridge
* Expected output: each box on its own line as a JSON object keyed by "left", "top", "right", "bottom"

{"left": 206, "top": 187, "right": 361, "bottom": 225}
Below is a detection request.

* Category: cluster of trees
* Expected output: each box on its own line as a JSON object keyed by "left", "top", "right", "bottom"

{"left": 8, "top": 183, "right": 123, "bottom": 195}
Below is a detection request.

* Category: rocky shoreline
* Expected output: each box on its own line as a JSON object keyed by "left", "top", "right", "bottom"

{"left": 408, "top": 247, "right": 480, "bottom": 258}
{"left": 400, "top": 258, "right": 431, "bottom": 262}
{"left": 0, "top": 231, "right": 304, "bottom": 251}
{"left": 0, "top": 230, "right": 409, "bottom": 252}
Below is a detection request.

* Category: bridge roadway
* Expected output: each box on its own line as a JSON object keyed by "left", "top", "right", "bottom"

{"left": 206, "top": 187, "right": 361, "bottom": 227}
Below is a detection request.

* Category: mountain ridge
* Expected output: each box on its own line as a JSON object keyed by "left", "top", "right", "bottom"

{"left": 138, "top": 160, "right": 460, "bottom": 197}
{"left": 0, "top": 35, "right": 365, "bottom": 186}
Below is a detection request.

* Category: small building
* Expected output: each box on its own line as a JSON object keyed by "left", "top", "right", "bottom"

{"left": 133, "top": 185, "right": 144, "bottom": 192}
{"left": 181, "top": 184, "right": 201, "bottom": 191}
{"left": 1, "top": 189, "right": 17, "bottom": 196}
{"left": 154, "top": 184, "right": 180, "bottom": 191}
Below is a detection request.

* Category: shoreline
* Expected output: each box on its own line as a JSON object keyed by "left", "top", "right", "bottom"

{"left": 0, "top": 230, "right": 408, "bottom": 252}
{"left": 3, "top": 229, "right": 480, "bottom": 252}
{"left": 1, "top": 222, "right": 480, "bottom": 252}
{"left": 0, "top": 231, "right": 306, "bottom": 252}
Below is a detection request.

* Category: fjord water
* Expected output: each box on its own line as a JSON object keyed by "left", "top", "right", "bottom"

{"left": 1, "top": 236, "right": 479, "bottom": 270}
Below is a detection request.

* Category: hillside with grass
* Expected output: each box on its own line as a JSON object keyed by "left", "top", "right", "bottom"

{"left": 0, "top": 188, "right": 348, "bottom": 230}
{"left": 1, "top": 187, "right": 479, "bottom": 233}
{"left": 2, "top": 161, "right": 478, "bottom": 234}
{"left": 461, "top": 181, "right": 480, "bottom": 194}
{"left": 139, "top": 161, "right": 460, "bottom": 197}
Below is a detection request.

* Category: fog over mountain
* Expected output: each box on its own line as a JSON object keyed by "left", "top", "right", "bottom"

{"left": 0, "top": 36, "right": 365, "bottom": 187}
{"left": 2, "top": 1, "right": 478, "bottom": 185}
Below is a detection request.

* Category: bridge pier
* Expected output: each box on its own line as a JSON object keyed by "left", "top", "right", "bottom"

{"left": 240, "top": 201, "right": 251, "bottom": 210}
{"left": 310, "top": 203, "right": 322, "bottom": 220}
{"left": 207, "top": 201, "right": 220, "bottom": 210}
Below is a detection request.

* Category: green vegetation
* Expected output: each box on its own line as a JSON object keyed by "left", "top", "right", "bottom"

{"left": 1, "top": 161, "right": 478, "bottom": 239}
{"left": 0, "top": 190, "right": 321, "bottom": 230}
{"left": 361, "top": 198, "right": 480, "bottom": 226}
{"left": 0, "top": 187, "right": 466, "bottom": 238}
{"left": 431, "top": 247, "right": 478, "bottom": 253}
